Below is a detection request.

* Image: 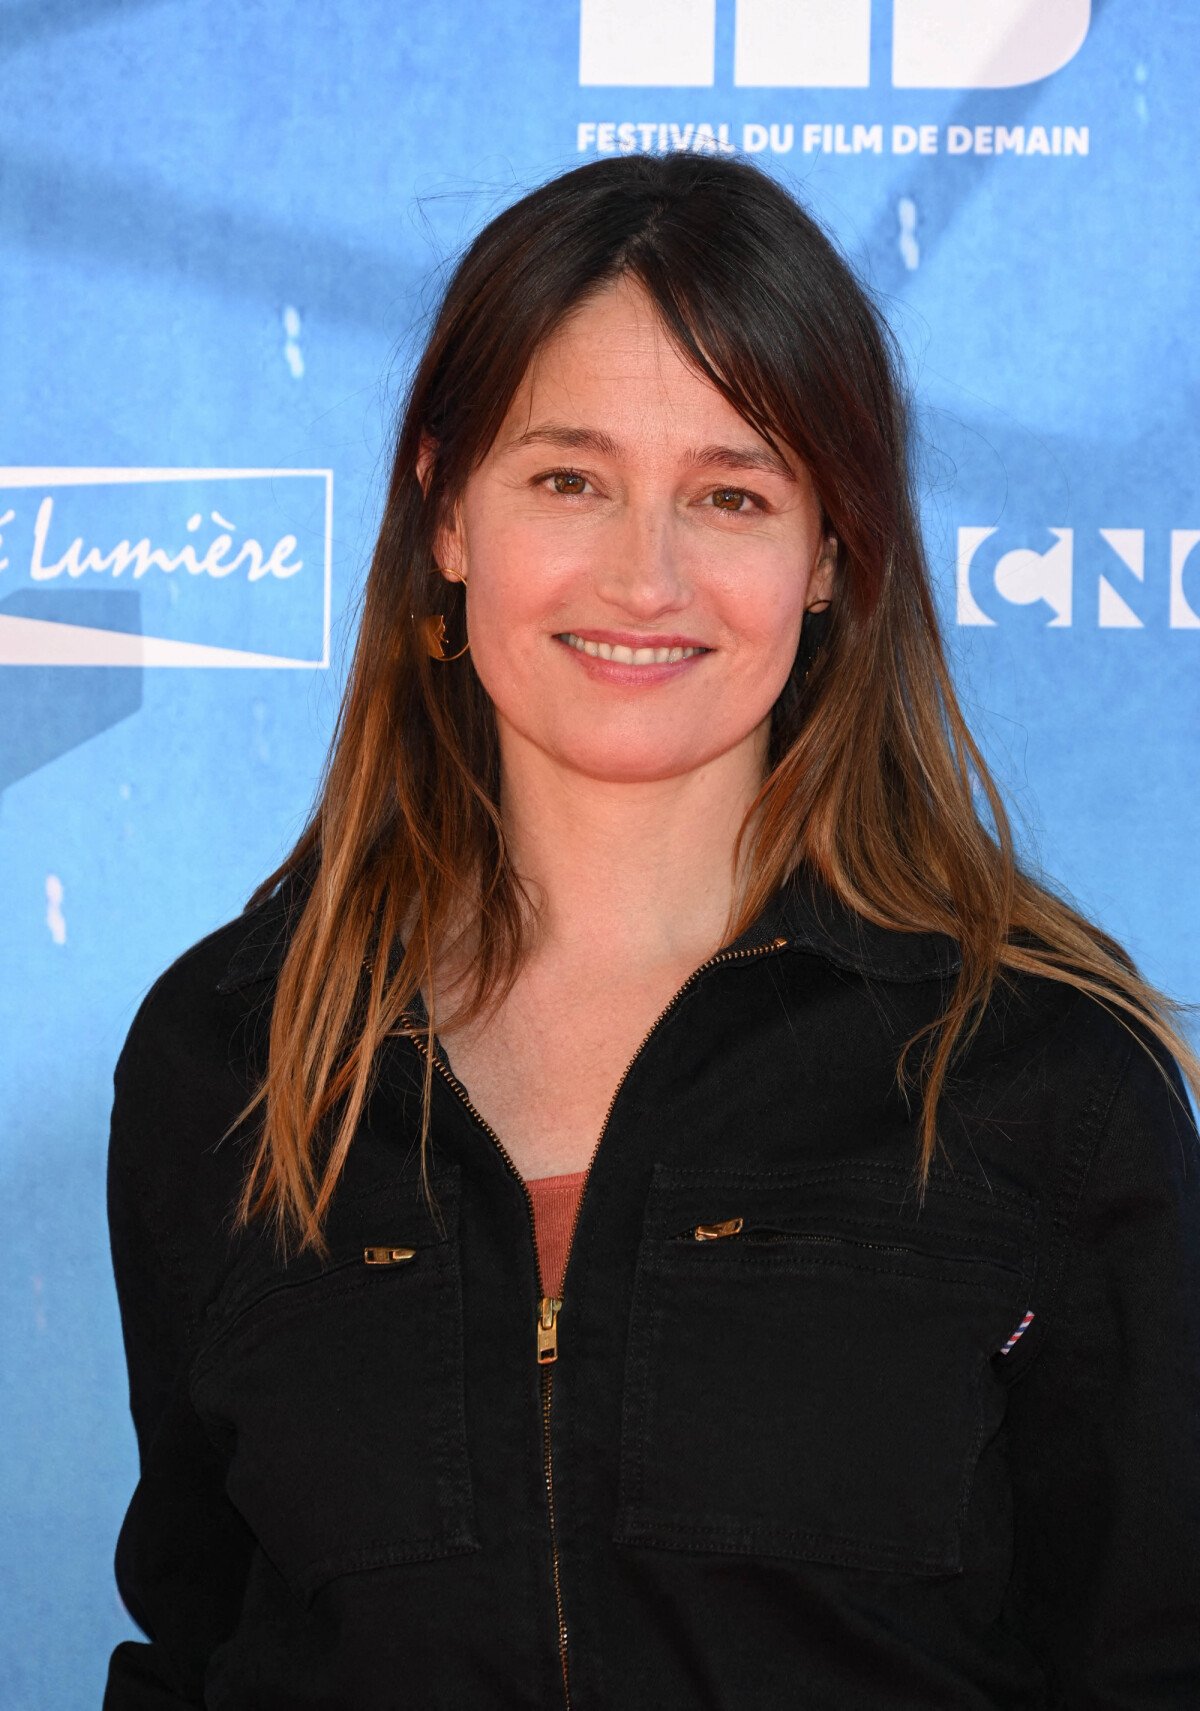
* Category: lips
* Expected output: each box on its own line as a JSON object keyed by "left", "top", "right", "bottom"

{"left": 557, "top": 632, "right": 709, "bottom": 666}
{"left": 560, "top": 628, "right": 711, "bottom": 649}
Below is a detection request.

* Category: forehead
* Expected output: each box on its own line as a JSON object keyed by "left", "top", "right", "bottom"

{"left": 495, "top": 276, "right": 788, "bottom": 460}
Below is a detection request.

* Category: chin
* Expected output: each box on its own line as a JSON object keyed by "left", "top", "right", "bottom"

{"left": 553, "top": 739, "right": 725, "bottom": 785}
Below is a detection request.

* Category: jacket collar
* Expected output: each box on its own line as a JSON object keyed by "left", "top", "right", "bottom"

{"left": 774, "top": 868, "right": 963, "bottom": 983}
{"left": 215, "top": 862, "right": 962, "bottom": 995}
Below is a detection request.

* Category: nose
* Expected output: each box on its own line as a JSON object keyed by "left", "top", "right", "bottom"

{"left": 592, "top": 499, "right": 690, "bottom": 618}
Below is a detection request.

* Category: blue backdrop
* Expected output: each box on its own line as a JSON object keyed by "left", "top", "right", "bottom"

{"left": 2, "top": 3, "right": 1197, "bottom": 1703}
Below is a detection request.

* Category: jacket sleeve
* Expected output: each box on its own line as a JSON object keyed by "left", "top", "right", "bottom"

{"left": 104, "top": 1026, "right": 254, "bottom": 1709}
{"left": 1002, "top": 1020, "right": 1200, "bottom": 1704}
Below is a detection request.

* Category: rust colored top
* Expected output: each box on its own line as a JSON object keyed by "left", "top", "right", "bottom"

{"left": 526, "top": 1169, "right": 588, "bottom": 1299}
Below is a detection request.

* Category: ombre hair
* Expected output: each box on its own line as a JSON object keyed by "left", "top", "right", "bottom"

{"left": 226, "top": 152, "right": 1199, "bottom": 1261}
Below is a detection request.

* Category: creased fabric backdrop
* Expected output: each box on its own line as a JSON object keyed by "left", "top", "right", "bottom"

{"left": 1, "top": 2, "right": 1197, "bottom": 1703}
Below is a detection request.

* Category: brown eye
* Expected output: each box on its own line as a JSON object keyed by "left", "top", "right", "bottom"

{"left": 550, "top": 471, "right": 587, "bottom": 495}
{"left": 712, "top": 488, "right": 747, "bottom": 511}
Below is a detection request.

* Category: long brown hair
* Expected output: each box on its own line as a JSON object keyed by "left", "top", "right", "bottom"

{"left": 227, "top": 152, "right": 1200, "bottom": 1262}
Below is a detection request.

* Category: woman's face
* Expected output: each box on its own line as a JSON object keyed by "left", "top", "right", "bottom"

{"left": 426, "top": 275, "right": 834, "bottom": 788}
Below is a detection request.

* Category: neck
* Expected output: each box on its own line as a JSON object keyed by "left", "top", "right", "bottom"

{"left": 496, "top": 724, "right": 769, "bottom": 974}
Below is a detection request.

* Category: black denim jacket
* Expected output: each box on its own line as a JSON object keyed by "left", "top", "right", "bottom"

{"left": 104, "top": 869, "right": 1200, "bottom": 1709}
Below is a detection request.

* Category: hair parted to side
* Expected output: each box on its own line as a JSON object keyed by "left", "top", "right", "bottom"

{"left": 225, "top": 151, "right": 1200, "bottom": 1262}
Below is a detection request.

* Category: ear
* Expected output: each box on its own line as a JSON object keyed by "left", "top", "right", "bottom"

{"left": 808, "top": 532, "right": 838, "bottom": 608}
{"left": 416, "top": 430, "right": 465, "bottom": 579}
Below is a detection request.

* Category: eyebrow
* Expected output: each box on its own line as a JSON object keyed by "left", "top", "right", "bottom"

{"left": 505, "top": 424, "right": 797, "bottom": 483}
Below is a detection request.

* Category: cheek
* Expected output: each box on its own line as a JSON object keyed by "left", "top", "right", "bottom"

{"left": 720, "top": 559, "right": 808, "bottom": 665}
{"left": 466, "top": 509, "right": 575, "bottom": 619}
{"left": 462, "top": 544, "right": 562, "bottom": 702}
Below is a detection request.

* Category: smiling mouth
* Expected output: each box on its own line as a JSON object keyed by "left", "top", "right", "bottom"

{"left": 556, "top": 633, "right": 711, "bottom": 666}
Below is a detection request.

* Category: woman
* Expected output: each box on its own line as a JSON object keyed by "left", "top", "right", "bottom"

{"left": 105, "top": 153, "right": 1200, "bottom": 1709}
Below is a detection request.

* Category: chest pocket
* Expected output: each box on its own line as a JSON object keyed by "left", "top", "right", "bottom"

{"left": 614, "top": 1160, "right": 1037, "bottom": 1576}
{"left": 189, "top": 1165, "right": 479, "bottom": 1604}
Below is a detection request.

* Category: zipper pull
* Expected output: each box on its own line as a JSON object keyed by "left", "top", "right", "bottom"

{"left": 363, "top": 1246, "right": 416, "bottom": 1265}
{"left": 537, "top": 1295, "right": 563, "bottom": 1364}
{"left": 693, "top": 1217, "right": 744, "bottom": 1241}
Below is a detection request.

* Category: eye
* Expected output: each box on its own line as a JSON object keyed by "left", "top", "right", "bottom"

{"left": 708, "top": 486, "right": 764, "bottom": 514}
{"left": 536, "top": 470, "right": 767, "bottom": 513}
{"left": 540, "top": 468, "right": 591, "bottom": 496}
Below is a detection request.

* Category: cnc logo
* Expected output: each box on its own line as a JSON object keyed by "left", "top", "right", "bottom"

{"left": 580, "top": 0, "right": 1090, "bottom": 89}
{"left": 956, "top": 528, "right": 1200, "bottom": 629}
{"left": 0, "top": 468, "right": 332, "bottom": 667}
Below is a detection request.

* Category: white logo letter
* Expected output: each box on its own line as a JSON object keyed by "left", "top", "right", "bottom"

{"left": 957, "top": 527, "right": 1073, "bottom": 626}
{"left": 735, "top": 0, "right": 870, "bottom": 88}
{"left": 1097, "top": 529, "right": 1145, "bottom": 628}
{"left": 893, "top": 0, "right": 1090, "bottom": 89}
{"left": 580, "top": 0, "right": 715, "bottom": 86}
{"left": 1170, "top": 531, "right": 1200, "bottom": 629}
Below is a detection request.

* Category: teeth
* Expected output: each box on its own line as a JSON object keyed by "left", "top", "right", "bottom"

{"left": 560, "top": 633, "right": 705, "bottom": 665}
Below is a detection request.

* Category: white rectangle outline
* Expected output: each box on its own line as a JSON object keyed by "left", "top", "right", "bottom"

{"left": 0, "top": 466, "right": 333, "bottom": 668}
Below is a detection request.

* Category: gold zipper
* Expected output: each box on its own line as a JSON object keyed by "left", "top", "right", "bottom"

{"left": 538, "top": 1295, "right": 563, "bottom": 1363}
{"left": 693, "top": 1217, "right": 744, "bottom": 1241}
{"left": 403, "top": 1030, "right": 577, "bottom": 1700}
{"left": 406, "top": 929, "right": 789, "bottom": 1709}
{"left": 543, "top": 1361, "right": 570, "bottom": 1706}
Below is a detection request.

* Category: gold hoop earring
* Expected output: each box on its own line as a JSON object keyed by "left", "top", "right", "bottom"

{"left": 418, "top": 566, "right": 469, "bottom": 661}
{"left": 419, "top": 614, "right": 469, "bottom": 662}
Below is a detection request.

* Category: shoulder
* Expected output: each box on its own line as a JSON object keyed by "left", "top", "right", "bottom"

{"left": 769, "top": 868, "right": 1191, "bottom": 1131}
{"left": 117, "top": 868, "right": 308, "bottom": 1075}
{"left": 1069, "top": 994, "right": 1200, "bottom": 1188}
{"left": 954, "top": 962, "right": 1198, "bottom": 1209}
{"left": 117, "top": 905, "right": 270, "bottom": 1093}
{"left": 108, "top": 876, "right": 307, "bottom": 1246}
{"left": 987, "top": 955, "right": 1194, "bottom": 1106}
